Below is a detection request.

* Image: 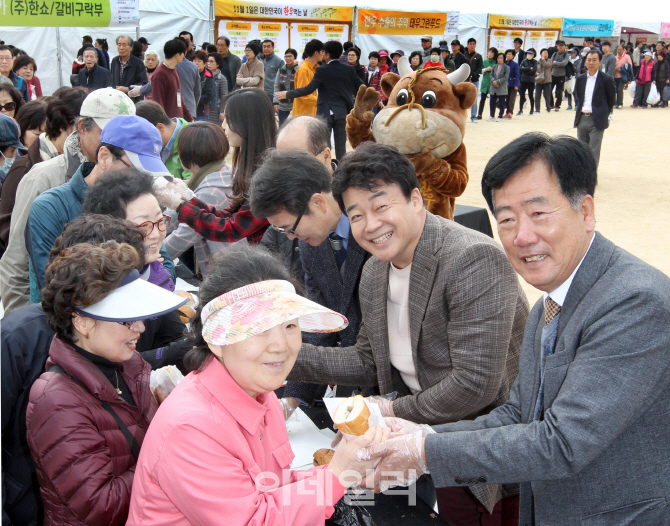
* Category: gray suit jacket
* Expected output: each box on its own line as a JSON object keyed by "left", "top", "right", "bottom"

{"left": 289, "top": 212, "right": 529, "bottom": 510}
{"left": 425, "top": 233, "right": 670, "bottom": 525}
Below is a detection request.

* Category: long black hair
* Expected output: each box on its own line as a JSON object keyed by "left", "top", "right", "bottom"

{"left": 223, "top": 88, "right": 276, "bottom": 208}
{"left": 185, "top": 244, "right": 302, "bottom": 372}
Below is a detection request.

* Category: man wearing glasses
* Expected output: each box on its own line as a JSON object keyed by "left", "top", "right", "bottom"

{"left": 0, "top": 45, "right": 30, "bottom": 102}
{"left": 27, "top": 115, "right": 175, "bottom": 303}
{"left": 250, "top": 115, "right": 372, "bottom": 413}
{"left": 110, "top": 35, "right": 149, "bottom": 102}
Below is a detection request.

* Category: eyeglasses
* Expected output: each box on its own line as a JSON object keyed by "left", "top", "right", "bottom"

{"left": 117, "top": 320, "right": 144, "bottom": 329}
{"left": 271, "top": 207, "right": 306, "bottom": 236}
{"left": 137, "top": 215, "right": 170, "bottom": 237}
{"left": 0, "top": 102, "right": 16, "bottom": 112}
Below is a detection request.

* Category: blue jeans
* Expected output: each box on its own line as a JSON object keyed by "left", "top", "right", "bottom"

{"left": 470, "top": 81, "right": 480, "bottom": 118}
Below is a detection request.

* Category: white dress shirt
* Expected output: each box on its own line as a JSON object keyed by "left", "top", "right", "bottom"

{"left": 543, "top": 233, "right": 596, "bottom": 307}
{"left": 582, "top": 70, "right": 599, "bottom": 114}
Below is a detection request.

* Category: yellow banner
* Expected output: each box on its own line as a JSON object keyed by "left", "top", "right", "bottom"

{"left": 216, "top": 0, "right": 353, "bottom": 21}
{"left": 297, "top": 24, "right": 318, "bottom": 32}
{"left": 258, "top": 23, "right": 281, "bottom": 31}
{"left": 358, "top": 9, "right": 446, "bottom": 35}
{"left": 489, "top": 14, "right": 562, "bottom": 29}
{"left": 226, "top": 21, "right": 252, "bottom": 30}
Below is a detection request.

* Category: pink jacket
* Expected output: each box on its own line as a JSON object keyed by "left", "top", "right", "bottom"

{"left": 127, "top": 357, "right": 346, "bottom": 525}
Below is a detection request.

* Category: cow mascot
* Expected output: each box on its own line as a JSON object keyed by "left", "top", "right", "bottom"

{"left": 346, "top": 57, "right": 477, "bottom": 220}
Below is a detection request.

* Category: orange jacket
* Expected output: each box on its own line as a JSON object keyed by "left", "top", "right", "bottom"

{"left": 292, "top": 60, "right": 318, "bottom": 115}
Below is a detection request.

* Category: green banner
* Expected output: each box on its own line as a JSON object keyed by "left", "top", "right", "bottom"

{"left": 0, "top": 0, "right": 139, "bottom": 27}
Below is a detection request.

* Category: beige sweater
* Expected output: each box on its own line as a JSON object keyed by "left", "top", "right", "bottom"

{"left": 236, "top": 57, "right": 264, "bottom": 88}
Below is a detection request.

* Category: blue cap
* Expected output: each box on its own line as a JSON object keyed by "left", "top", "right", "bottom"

{"left": 0, "top": 114, "right": 27, "bottom": 151}
{"left": 99, "top": 115, "right": 171, "bottom": 179}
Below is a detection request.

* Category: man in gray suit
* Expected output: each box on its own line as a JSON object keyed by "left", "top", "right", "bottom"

{"left": 285, "top": 142, "right": 529, "bottom": 523}
{"left": 359, "top": 133, "right": 670, "bottom": 525}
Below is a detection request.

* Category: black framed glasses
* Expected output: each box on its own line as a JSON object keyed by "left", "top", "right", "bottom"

{"left": 271, "top": 207, "right": 306, "bottom": 236}
{"left": 0, "top": 102, "right": 16, "bottom": 112}
{"left": 137, "top": 215, "right": 170, "bottom": 237}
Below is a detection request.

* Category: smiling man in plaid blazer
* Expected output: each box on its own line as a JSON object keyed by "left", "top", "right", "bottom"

{"left": 287, "top": 142, "right": 529, "bottom": 524}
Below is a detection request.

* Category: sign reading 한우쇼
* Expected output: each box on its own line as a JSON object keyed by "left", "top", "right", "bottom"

{"left": 0, "top": 0, "right": 138, "bottom": 27}
{"left": 357, "top": 9, "right": 447, "bottom": 36}
{"left": 489, "top": 14, "right": 562, "bottom": 30}
{"left": 562, "top": 18, "right": 622, "bottom": 37}
{"left": 215, "top": 0, "right": 353, "bottom": 21}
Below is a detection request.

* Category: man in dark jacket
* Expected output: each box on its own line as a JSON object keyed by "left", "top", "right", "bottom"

{"left": 574, "top": 49, "right": 615, "bottom": 167}
{"left": 216, "top": 36, "right": 242, "bottom": 91}
{"left": 505, "top": 49, "right": 521, "bottom": 117}
{"left": 276, "top": 40, "right": 363, "bottom": 161}
{"left": 78, "top": 47, "right": 112, "bottom": 90}
{"left": 551, "top": 40, "right": 570, "bottom": 110}
{"left": 513, "top": 37, "right": 526, "bottom": 65}
{"left": 110, "top": 35, "right": 148, "bottom": 103}
{"left": 465, "top": 38, "right": 483, "bottom": 123}
{"left": 518, "top": 48, "right": 538, "bottom": 116}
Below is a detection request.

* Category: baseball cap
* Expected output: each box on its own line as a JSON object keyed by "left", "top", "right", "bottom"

{"left": 439, "top": 44, "right": 450, "bottom": 52}
{"left": 0, "top": 114, "right": 27, "bottom": 151}
{"left": 568, "top": 47, "right": 579, "bottom": 54}
{"left": 100, "top": 115, "right": 171, "bottom": 178}
{"left": 421, "top": 35, "right": 432, "bottom": 42}
{"left": 451, "top": 39, "right": 461, "bottom": 46}
{"left": 137, "top": 37, "right": 151, "bottom": 45}
{"left": 77, "top": 269, "right": 187, "bottom": 322}
{"left": 80, "top": 88, "right": 136, "bottom": 130}
{"left": 526, "top": 48, "right": 537, "bottom": 56}
{"left": 644, "top": 51, "right": 653, "bottom": 57}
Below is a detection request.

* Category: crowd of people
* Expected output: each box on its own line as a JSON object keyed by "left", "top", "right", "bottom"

{"left": 1, "top": 26, "right": 669, "bottom": 526}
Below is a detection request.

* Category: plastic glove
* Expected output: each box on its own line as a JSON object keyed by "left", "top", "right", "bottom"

{"left": 366, "top": 396, "right": 395, "bottom": 417}
{"left": 128, "top": 85, "right": 141, "bottom": 98}
{"left": 356, "top": 431, "right": 428, "bottom": 492}
{"left": 328, "top": 425, "right": 391, "bottom": 489}
{"left": 384, "top": 417, "right": 436, "bottom": 438}
{"left": 279, "top": 397, "right": 298, "bottom": 421}
{"left": 153, "top": 179, "right": 193, "bottom": 210}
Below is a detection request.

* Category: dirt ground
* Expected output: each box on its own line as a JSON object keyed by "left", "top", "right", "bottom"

{"left": 449, "top": 90, "right": 670, "bottom": 305}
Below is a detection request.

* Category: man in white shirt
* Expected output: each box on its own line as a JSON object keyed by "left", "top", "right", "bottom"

{"left": 573, "top": 49, "right": 615, "bottom": 167}
{"left": 285, "top": 141, "right": 529, "bottom": 524}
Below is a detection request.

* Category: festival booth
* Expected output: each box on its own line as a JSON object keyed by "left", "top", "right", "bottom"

{"left": 621, "top": 21, "right": 663, "bottom": 46}
{"left": 214, "top": 0, "right": 353, "bottom": 58}
{"left": 0, "top": 0, "right": 211, "bottom": 95}
{"left": 488, "top": 14, "right": 562, "bottom": 55}
{"left": 561, "top": 18, "right": 623, "bottom": 47}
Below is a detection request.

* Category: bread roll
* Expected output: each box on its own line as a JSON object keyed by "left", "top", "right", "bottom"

{"left": 177, "top": 291, "right": 196, "bottom": 322}
{"left": 313, "top": 448, "right": 335, "bottom": 466}
{"left": 333, "top": 395, "right": 370, "bottom": 436}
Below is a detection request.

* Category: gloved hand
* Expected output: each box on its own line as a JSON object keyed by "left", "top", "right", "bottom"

{"left": 384, "top": 417, "right": 435, "bottom": 438}
{"left": 356, "top": 431, "right": 429, "bottom": 492}
{"left": 153, "top": 179, "right": 194, "bottom": 210}
{"left": 327, "top": 425, "right": 391, "bottom": 489}
{"left": 366, "top": 395, "right": 395, "bottom": 417}
{"left": 279, "top": 397, "right": 299, "bottom": 421}
{"left": 128, "top": 85, "right": 142, "bottom": 98}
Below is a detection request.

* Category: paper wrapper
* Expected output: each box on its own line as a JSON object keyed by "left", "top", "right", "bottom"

{"left": 286, "top": 408, "right": 335, "bottom": 470}
{"left": 150, "top": 365, "right": 185, "bottom": 397}
{"left": 322, "top": 397, "right": 387, "bottom": 440}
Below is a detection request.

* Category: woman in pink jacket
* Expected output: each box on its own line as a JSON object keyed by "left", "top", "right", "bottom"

{"left": 128, "top": 245, "right": 388, "bottom": 525}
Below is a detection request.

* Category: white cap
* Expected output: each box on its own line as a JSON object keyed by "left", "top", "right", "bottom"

{"left": 80, "top": 88, "right": 136, "bottom": 130}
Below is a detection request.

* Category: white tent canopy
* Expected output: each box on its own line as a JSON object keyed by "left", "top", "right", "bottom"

{"left": 2, "top": 0, "right": 211, "bottom": 96}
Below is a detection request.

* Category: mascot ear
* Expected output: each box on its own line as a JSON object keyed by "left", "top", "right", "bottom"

{"left": 452, "top": 82, "right": 479, "bottom": 111}
{"left": 381, "top": 73, "right": 401, "bottom": 100}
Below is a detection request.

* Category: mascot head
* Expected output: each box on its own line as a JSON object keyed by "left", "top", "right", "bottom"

{"left": 371, "top": 56, "right": 477, "bottom": 159}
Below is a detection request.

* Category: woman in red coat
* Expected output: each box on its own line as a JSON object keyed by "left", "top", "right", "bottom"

{"left": 25, "top": 241, "right": 186, "bottom": 525}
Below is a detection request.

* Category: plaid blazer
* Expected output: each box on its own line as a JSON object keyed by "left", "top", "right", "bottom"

{"left": 288, "top": 212, "right": 529, "bottom": 511}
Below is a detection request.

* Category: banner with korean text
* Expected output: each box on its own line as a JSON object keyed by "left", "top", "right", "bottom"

{"left": 489, "top": 14, "right": 562, "bottom": 30}
{"left": 562, "top": 18, "right": 622, "bottom": 38}
{"left": 0, "top": 0, "right": 139, "bottom": 27}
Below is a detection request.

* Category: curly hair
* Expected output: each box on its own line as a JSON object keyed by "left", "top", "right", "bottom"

{"left": 81, "top": 168, "right": 155, "bottom": 219}
{"left": 41, "top": 241, "right": 141, "bottom": 346}
{"left": 185, "top": 244, "right": 303, "bottom": 373}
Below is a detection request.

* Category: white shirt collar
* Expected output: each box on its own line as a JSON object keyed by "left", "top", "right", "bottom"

{"left": 587, "top": 69, "right": 599, "bottom": 80}
{"left": 543, "top": 233, "right": 596, "bottom": 307}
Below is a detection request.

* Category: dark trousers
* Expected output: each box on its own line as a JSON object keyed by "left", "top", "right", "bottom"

{"left": 505, "top": 89, "right": 517, "bottom": 114}
{"left": 278, "top": 109, "right": 291, "bottom": 125}
{"left": 615, "top": 78, "right": 626, "bottom": 106}
{"left": 552, "top": 75, "right": 565, "bottom": 107}
{"left": 633, "top": 82, "right": 651, "bottom": 107}
{"left": 490, "top": 94, "right": 506, "bottom": 118}
{"left": 519, "top": 82, "right": 535, "bottom": 112}
{"left": 535, "top": 83, "right": 552, "bottom": 111}
{"left": 477, "top": 92, "right": 487, "bottom": 118}
{"left": 436, "top": 487, "right": 520, "bottom": 526}
{"left": 326, "top": 114, "right": 347, "bottom": 160}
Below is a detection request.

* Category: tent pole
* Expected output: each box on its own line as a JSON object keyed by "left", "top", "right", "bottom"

{"left": 56, "top": 27, "right": 63, "bottom": 88}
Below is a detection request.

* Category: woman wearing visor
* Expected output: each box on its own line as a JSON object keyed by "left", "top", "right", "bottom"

{"left": 128, "top": 245, "right": 389, "bottom": 525}
{"left": 25, "top": 241, "right": 188, "bottom": 526}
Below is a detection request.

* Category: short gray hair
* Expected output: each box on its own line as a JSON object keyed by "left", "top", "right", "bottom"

{"left": 116, "top": 35, "right": 134, "bottom": 46}
{"left": 144, "top": 50, "right": 159, "bottom": 66}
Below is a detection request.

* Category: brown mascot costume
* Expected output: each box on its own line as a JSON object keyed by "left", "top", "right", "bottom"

{"left": 346, "top": 57, "right": 477, "bottom": 220}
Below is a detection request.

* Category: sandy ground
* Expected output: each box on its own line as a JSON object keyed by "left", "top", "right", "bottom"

{"left": 446, "top": 90, "right": 670, "bottom": 305}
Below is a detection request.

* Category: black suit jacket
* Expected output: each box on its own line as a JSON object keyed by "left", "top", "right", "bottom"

{"left": 110, "top": 54, "right": 148, "bottom": 101}
{"left": 286, "top": 60, "right": 363, "bottom": 120}
{"left": 574, "top": 71, "right": 616, "bottom": 131}
{"left": 299, "top": 229, "right": 370, "bottom": 348}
